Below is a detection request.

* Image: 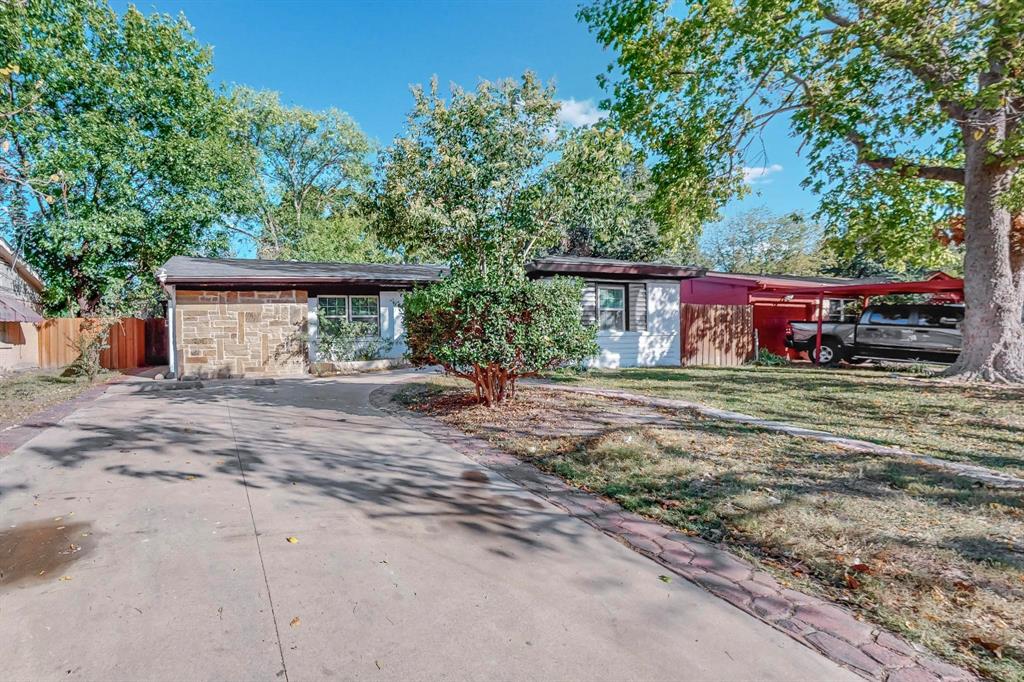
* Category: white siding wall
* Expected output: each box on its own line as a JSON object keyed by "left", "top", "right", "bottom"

{"left": 588, "top": 280, "right": 680, "bottom": 368}
{"left": 379, "top": 290, "right": 406, "bottom": 359}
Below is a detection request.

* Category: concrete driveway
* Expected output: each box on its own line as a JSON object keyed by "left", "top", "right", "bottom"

{"left": 0, "top": 372, "right": 856, "bottom": 681}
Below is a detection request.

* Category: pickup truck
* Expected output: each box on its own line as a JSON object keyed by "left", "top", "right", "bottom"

{"left": 786, "top": 303, "right": 964, "bottom": 366}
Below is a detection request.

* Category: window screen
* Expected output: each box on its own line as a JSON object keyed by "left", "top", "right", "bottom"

{"left": 597, "top": 286, "right": 625, "bottom": 332}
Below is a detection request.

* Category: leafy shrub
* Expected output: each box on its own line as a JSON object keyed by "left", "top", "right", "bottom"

{"left": 752, "top": 349, "right": 791, "bottom": 367}
{"left": 403, "top": 273, "right": 599, "bottom": 405}
{"left": 317, "top": 313, "right": 393, "bottom": 362}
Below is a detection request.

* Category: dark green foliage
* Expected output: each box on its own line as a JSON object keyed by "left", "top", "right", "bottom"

{"left": 1, "top": 0, "right": 250, "bottom": 315}
{"left": 403, "top": 273, "right": 598, "bottom": 405}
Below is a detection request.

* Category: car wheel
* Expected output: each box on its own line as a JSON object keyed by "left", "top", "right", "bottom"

{"left": 810, "top": 340, "right": 841, "bottom": 367}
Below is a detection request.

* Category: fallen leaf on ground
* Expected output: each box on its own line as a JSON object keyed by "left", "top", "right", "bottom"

{"left": 289, "top": 617, "right": 300, "bottom": 628}
{"left": 58, "top": 575, "right": 72, "bottom": 582}
{"left": 658, "top": 574, "right": 672, "bottom": 583}
{"left": 286, "top": 536, "right": 298, "bottom": 544}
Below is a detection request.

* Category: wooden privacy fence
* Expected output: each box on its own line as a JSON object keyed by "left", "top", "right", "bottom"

{"left": 37, "top": 317, "right": 147, "bottom": 370}
{"left": 680, "top": 303, "right": 754, "bottom": 366}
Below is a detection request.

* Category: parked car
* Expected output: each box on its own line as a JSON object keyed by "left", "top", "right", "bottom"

{"left": 786, "top": 303, "right": 964, "bottom": 366}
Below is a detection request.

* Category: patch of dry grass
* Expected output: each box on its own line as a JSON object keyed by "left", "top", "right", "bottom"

{"left": 398, "top": 380, "right": 1024, "bottom": 681}
{"left": 546, "top": 365, "right": 1024, "bottom": 477}
{"left": 0, "top": 368, "right": 110, "bottom": 427}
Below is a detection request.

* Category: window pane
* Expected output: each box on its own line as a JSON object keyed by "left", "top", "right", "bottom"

{"left": 599, "top": 310, "right": 624, "bottom": 332}
{"left": 319, "top": 296, "right": 347, "bottom": 319}
{"left": 599, "top": 287, "right": 624, "bottom": 310}
{"left": 868, "top": 308, "right": 911, "bottom": 325}
{"left": 917, "top": 307, "right": 963, "bottom": 328}
{"left": 350, "top": 296, "right": 378, "bottom": 317}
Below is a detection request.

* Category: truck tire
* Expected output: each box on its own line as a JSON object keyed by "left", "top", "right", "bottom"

{"left": 810, "top": 339, "right": 842, "bottom": 367}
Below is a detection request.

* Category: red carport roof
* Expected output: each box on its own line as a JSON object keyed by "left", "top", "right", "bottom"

{"left": 757, "top": 277, "right": 964, "bottom": 297}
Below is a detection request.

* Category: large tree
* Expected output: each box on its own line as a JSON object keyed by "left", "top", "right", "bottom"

{"left": 228, "top": 87, "right": 374, "bottom": 260}
{"left": 366, "top": 73, "right": 608, "bottom": 404}
{"left": 581, "top": 0, "right": 1024, "bottom": 383}
{"left": 0, "top": 0, "right": 250, "bottom": 315}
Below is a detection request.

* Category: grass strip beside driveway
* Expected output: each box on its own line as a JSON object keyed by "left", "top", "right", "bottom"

{"left": 397, "top": 380, "right": 1024, "bottom": 682}
{"left": 0, "top": 369, "right": 113, "bottom": 428}
{"left": 546, "top": 366, "right": 1024, "bottom": 477}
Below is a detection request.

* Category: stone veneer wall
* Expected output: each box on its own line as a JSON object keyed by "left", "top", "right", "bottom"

{"left": 176, "top": 289, "right": 308, "bottom": 378}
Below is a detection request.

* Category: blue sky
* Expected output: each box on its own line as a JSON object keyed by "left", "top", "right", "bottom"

{"left": 119, "top": 0, "right": 816, "bottom": 235}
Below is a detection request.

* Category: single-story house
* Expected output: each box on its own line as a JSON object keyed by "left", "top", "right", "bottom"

{"left": 157, "top": 255, "right": 705, "bottom": 378}
{"left": 0, "top": 237, "right": 44, "bottom": 371}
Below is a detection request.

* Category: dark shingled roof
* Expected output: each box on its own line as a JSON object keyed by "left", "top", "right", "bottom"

{"left": 158, "top": 256, "right": 448, "bottom": 286}
{"left": 528, "top": 255, "right": 704, "bottom": 279}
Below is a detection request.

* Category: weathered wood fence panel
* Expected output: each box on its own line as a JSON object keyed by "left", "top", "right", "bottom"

{"left": 37, "top": 318, "right": 147, "bottom": 370}
{"left": 680, "top": 304, "right": 754, "bottom": 366}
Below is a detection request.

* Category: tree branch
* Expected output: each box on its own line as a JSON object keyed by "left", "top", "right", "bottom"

{"left": 845, "top": 131, "right": 965, "bottom": 183}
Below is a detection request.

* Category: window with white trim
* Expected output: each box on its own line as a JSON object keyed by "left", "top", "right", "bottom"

{"left": 597, "top": 285, "right": 625, "bottom": 332}
{"left": 318, "top": 295, "right": 379, "bottom": 335}
{"left": 350, "top": 295, "right": 380, "bottom": 334}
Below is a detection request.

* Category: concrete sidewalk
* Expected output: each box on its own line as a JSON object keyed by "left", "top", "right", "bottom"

{"left": 0, "top": 373, "right": 856, "bottom": 681}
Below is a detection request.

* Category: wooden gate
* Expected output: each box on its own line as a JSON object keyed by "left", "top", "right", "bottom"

{"left": 680, "top": 304, "right": 754, "bottom": 366}
{"left": 144, "top": 318, "right": 168, "bottom": 365}
{"left": 37, "top": 318, "right": 147, "bottom": 370}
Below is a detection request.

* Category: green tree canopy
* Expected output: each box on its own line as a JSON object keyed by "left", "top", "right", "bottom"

{"left": 228, "top": 87, "right": 376, "bottom": 261}
{"left": 547, "top": 126, "right": 670, "bottom": 261}
{"left": 367, "top": 71, "right": 684, "bottom": 273}
{"left": 0, "top": 0, "right": 250, "bottom": 315}
{"left": 582, "top": 0, "right": 1024, "bottom": 382}
{"left": 699, "top": 209, "right": 825, "bottom": 276}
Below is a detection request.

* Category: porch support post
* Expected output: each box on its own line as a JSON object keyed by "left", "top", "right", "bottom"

{"left": 307, "top": 296, "right": 318, "bottom": 368}
{"left": 815, "top": 293, "right": 824, "bottom": 365}
{"left": 166, "top": 284, "right": 176, "bottom": 377}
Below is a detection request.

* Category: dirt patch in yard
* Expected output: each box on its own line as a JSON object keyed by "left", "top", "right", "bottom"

{"left": 397, "top": 380, "right": 1024, "bottom": 682}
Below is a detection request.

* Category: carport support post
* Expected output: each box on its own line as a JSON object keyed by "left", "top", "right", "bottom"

{"left": 815, "top": 293, "right": 824, "bottom": 366}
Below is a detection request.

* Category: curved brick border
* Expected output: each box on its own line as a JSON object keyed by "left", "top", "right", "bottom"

{"left": 531, "top": 382, "right": 1024, "bottom": 490}
{"left": 371, "top": 384, "right": 976, "bottom": 682}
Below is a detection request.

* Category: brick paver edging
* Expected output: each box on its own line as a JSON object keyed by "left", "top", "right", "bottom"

{"left": 531, "top": 382, "right": 1024, "bottom": 490}
{"left": 370, "top": 384, "right": 976, "bottom": 682}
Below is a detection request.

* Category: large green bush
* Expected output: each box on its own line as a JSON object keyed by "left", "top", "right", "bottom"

{"left": 403, "top": 273, "right": 598, "bottom": 405}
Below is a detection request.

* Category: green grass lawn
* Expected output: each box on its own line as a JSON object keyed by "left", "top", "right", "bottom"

{"left": 398, "top": 380, "right": 1024, "bottom": 681}
{"left": 0, "top": 368, "right": 112, "bottom": 428}
{"left": 546, "top": 365, "right": 1024, "bottom": 477}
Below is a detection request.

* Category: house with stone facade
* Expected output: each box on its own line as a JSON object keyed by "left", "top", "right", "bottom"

{"left": 0, "top": 237, "right": 44, "bottom": 371}
{"left": 157, "top": 255, "right": 703, "bottom": 378}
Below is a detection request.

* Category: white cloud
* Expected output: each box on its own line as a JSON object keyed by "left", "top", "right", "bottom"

{"left": 742, "top": 164, "right": 783, "bottom": 184}
{"left": 557, "top": 98, "right": 608, "bottom": 128}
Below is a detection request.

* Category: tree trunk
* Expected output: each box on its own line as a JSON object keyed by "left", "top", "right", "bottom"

{"left": 945, "top": 129, "right": 1024, "bottom": 383}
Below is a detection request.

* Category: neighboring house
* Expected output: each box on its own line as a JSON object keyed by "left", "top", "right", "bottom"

{"left": 0, "top": 237, "right": 44, "bottom": 371}
{"left": 681, "top": 271, "right": 890, "bottom": 358}
{"left": 158, "top": 255, "right": 705, "bottom": 377}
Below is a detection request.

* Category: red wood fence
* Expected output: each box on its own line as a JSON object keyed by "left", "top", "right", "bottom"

{"left": 680, "top": 303, "right": 755, "bottom": 366}
{"left": 37, "top": 318, "right": 147, "bottom": 370}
